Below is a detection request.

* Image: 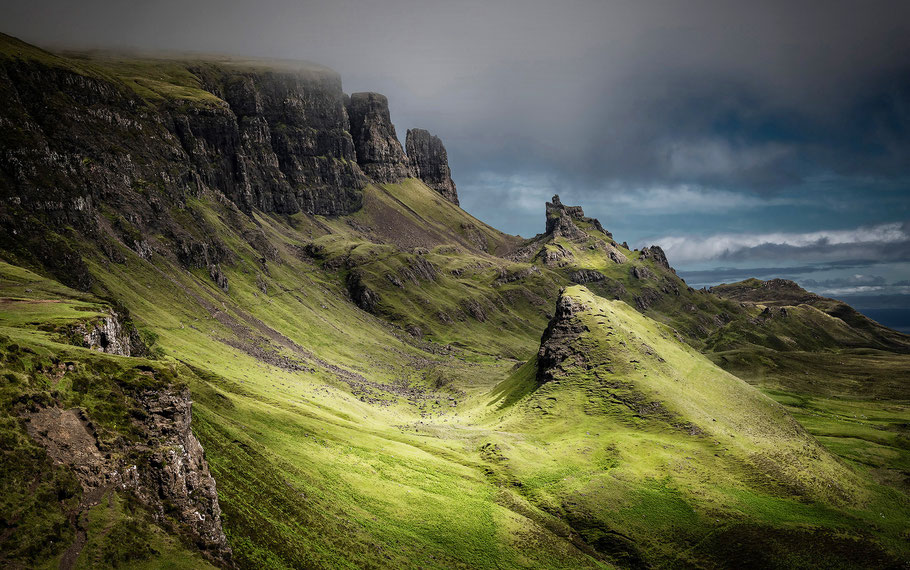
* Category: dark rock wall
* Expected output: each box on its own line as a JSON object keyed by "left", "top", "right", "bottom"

{"left": 189, "top": 66, "right": 368, "bottom": 215}
{"left": 405, "top": 128, "right": 459, "bottom": 205}
{"left": 0, "top": 50, "right": 466, "bottom": 295}
{"left": 0, "top": 56, "right": 369, "bottom": 288}
{"left": 346, "top": 92, "right": 409, "bottom": 183}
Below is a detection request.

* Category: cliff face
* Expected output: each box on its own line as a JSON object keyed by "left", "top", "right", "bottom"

{"left": 0, "top": 36, "right": 470, "bottom": 294}
{"left": 346, "top": 92, "right": 410, "bottom": 183}
{"left": 0, "top": 43, "right": 370, "bottom": 289}
{"left": 405, "top": 128, "right": 459, "bottom": 205}
{"left": 22, "top": 386, "right": 232, "bottom": 567}
{"left": 182, "top": 66, "right": 369, "bottom": 215}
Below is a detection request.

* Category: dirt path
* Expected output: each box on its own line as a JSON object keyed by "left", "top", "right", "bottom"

{"left": 59, "top": 485, "right": 112, "bottom": 570}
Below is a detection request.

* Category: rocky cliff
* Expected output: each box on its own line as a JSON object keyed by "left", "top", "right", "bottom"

{"left": 405, "top": 128, "right": 459, "bottom": 205}
{"left": 22, "top": 382, "right": 232, "bottom": 567}
{"left": 346, "top": 92, "right": 410, "bottom": 183}
{"left": 536, "top": 289, "right": 589, "bottom": 383}
{"left": 0, "top": 35, "right": 469, "bottom": 293}
{"left": 185, "top": 65, "right": 369, "bottom": 215}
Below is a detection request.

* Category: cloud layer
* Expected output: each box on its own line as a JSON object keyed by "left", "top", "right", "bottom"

{"left": 654, "top": 222, "right": 910, "bottom": 264}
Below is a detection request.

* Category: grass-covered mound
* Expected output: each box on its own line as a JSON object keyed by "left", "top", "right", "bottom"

{"left": 482, "top": 286, "right": 905, "bottom": 567}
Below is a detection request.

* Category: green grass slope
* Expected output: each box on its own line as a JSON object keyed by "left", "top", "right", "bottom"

{"left": 483, "top": 286, "right": 907, "bottom": 567}
{"left": 2, "top": 175, "right": 909, "bottom": 568}
{"left": 0, "top": 262, "right": 217, "bottom": 569}
{"left": 40, "top": 182, "right": 600, "bottom": 568}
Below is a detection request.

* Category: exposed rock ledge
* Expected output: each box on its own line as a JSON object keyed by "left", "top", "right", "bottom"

{"left": 75, "top": 309, "right": 147, "bottom": 357}
{"left": 23, "top": 387, "right": 232, "bottom": 566}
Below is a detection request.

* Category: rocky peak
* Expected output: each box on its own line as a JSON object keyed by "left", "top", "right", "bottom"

{"left": 544, "top": 194, "right": 610, "bottom": 240}
{"left": 639, "top": 245, "right": 671, "bottom": 270}
{"left": 536, "top": 288, "right": 590, "bottom": 383}
{"left": 346, "top": 92, "right": 409, "bottom": 183}
{"left": 405, "top": 128, "right": 459, "bottom": 205}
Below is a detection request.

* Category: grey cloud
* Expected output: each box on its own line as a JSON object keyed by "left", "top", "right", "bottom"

{"left": 4, "top": 0, "right": 910, "bottom": 196}
{"left": 677, "top": 263, "right": 869, "bottom": 285}
{"left": 802, "top": 275, "right": 887, "bottom": 288}
{"left": 714, "top": 239, "right": 910, "bottom": 264}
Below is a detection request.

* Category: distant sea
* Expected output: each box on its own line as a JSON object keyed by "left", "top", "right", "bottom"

{"left": 834, "top": 295, "right": 910, "bottom": 335}
{"left": 853, "top": 308, "right": 910, "bottom": 334}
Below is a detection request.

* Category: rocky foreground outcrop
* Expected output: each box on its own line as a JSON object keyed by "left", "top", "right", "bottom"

{"left": 405, "top": 128, "right": 459, "bottom": 205}
{"left": 23, "top": 386, "right": 232, "bottom": 566}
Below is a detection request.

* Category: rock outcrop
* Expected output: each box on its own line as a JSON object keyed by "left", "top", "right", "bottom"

{"left": 23, "top": 387, "right": 232, "bottom": 566}
{"left": 544, "top": 195, "right": 611, "bottom": 240}
{"left": 536, "top": 289, "right": 589, "bottom": 383}
{"left": 73, "top": 309, "right": 147, "bottom": 357}
{"left": 630, "top": 265, "right": 655, "bottom": 281}
{"left": 81, "top": 311, "right": 134, "bottom": 356}
{"left": 133, "top": 388, "right": 231, "bottom": 562}
{"left": 569, "top": 269, "right": 607, "bottom": 284}
{"left": 346, "top": 92, "right": 409, "bottom": 183}
{"left": 639, "top": 245, "right": 671, "bottom": 270}
{"left": 405, "top": 128, "right": 459, "bottom": 204}
{"left": 347, "top": 270, "right": 380, "bottom": 313}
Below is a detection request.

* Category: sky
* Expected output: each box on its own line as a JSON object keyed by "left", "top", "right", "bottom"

{"left": 3, "top": 0, "right": 910, "bottom": 327}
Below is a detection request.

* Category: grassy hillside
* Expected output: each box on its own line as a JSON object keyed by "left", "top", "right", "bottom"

{"left": 1, "top": 179, "right": 908, "bottom": 567}
{"left": 483, "top": 286, "right": 905, "bottom": 567}
{"left": 0, "top": 263, "right": 218, "bottom": 569}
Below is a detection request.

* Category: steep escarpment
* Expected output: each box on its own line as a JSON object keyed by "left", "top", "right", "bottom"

{"left": 0, "top": 34, "right": 474, "bottom": 297}
{"left": 0, "top": 35, "right": 395, "bottom": 293}
{"left": 346, "top": 92, "right": 410, "bottom": 183}
{"left": 405, "top": 128, "right": 459, "bottom": 205}
{"left": 179, "top": 64, "right": 368, "bottom": 215}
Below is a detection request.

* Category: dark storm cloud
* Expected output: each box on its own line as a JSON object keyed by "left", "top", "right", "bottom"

{"left": 4, "top": 0, "right": 910, "bottom": 195}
